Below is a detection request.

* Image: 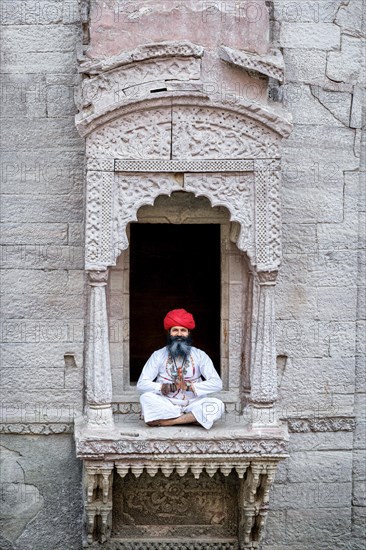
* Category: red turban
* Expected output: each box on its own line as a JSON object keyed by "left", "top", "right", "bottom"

{"left": 163, "top": 309, "right": 196, "bottom": 331}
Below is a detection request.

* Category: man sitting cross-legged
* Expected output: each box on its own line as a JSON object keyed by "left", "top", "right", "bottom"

{"left": 137, "top": 308, "right": 224, "bottom": 430}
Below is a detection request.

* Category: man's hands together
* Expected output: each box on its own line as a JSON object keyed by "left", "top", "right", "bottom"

{"left": 161, "top": 380, "right": 193, "bottom": 395}
{"left": 161, "top": 383, "right": 177, "bottom": 395}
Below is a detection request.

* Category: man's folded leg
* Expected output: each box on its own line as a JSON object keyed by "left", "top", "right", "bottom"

{"left": 140, "top": 392, "right": 182, "bottom": 423}
{"left": 185, "top": 397, "right": 225, "bottom": 429}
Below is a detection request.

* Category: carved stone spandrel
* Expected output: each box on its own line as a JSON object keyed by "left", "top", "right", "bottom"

{"left": 112, "top": 172, "right": 182, "bottom": 264}
{"left": 184, "top": 172, "right": 255, "bottom": 262}
{"left": 86, "top": 108, "right": 172, "bottom": 160}
{"left": 172, "top": 106, "right": 281, "bottom": 159}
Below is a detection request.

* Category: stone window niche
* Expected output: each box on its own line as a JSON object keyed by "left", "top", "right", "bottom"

{"left": 108, "top": 192, "right": 252, "bottom": 411}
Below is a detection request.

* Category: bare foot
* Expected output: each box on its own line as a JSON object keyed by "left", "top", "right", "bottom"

{"left": 147, "top": 413, "right": 198, "bottom": 427}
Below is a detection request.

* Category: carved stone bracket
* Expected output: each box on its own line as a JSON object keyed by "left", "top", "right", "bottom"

{"left": 239, "top": 462, "right": 278, "bottom": 547}
{"left": 85, "top": 462, "right": 114, "bottom": 544}
{"left": 219, "top": 46, "right": 284, "bottom": 82}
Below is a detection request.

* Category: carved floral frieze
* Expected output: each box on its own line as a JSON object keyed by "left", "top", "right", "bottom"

{"left": 287, "top": 417, "right": 356, "bottom": 433}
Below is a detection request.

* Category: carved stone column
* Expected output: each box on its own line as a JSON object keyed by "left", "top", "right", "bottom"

{"left": 86, "top": 270, "right": 114, "bottom": 427}
{"left": 249, "top": 271, "right": 278, "bottom": 422}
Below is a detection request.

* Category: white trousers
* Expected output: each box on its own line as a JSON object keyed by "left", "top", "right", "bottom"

{"left": 140, "top": 392, "right": 224, "bottom": 430}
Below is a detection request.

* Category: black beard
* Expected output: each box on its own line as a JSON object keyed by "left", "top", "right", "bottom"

{"left": 167, "top": 335, "right": 192, "bottom": 359}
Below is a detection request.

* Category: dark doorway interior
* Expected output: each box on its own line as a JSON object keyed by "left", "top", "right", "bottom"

{"left": 129, "top": 223, "right": 221, "bottom": 382}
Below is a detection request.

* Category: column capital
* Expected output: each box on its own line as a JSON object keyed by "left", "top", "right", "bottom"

{"left": 257, "top": 270, "right": 278, "bottom": 285}
{"left": 88, "top": 269, "right": 109, "bottom": 286}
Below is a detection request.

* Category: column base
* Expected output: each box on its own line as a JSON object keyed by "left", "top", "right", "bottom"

{"left": 244, "top": 404, "right": 279, "bottom": 427}
{"left": 87, "top": 404, "right": 114, "bottom": 427}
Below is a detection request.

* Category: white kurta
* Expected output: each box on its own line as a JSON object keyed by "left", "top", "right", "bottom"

{"left": 137, "top": 346, "right": 224, "bottom": 429}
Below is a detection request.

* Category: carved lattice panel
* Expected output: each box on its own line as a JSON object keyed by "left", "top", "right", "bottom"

{"left": 112, "top": 471, "right": 238, "bottom": 540}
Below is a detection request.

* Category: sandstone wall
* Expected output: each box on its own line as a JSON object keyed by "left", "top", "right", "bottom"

{"left": 0, "top": 0, "right": 365, "bottom": 549}
{"left": 1, "top": 1, "right": 86, "bottom": 548}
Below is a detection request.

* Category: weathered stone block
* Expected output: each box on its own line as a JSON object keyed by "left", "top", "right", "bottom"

{"left": 271, "top": 481, "right": 352, "bottom": 509}
{"left": 327, "top": 35, "right": 365, "bottom": 85}
{"left": 306, "top": 250, "right": 358, "bottom": 288}
{"left": 0, "top": 74, "right": 47, "bottom": 118}
{"left": 353, "top": 480, "right": 366, "bottom": 506}
{"left": 280, "top": 22, "right": 340, "bottom": 50}
{"left": 344, "top": 171, "right": 363, "bottom": 212}
{"left": 317, "top": 286, "right": 358, "bottom": 321}
{"left": 350, "top": 86, "right": 364, "bottom": 129}
{"left": 1, "top": 269, "right": 84, "bottom": 295}
{"left": 280, "top": 357, "right": 355, "bottom": 396}
{"left": 289, "top": 432, "right": 354, "bottom": 452}
{"left": 276, "top": 284, "right": 317, "bottom": 319}
{"left": 283, "top": 125, "right": 359, "bottom": 171}
{"left": 87, "top": 0, "right": 270, "bottom": 57}
{"left": 283, "top": 83, "right": 350, "bottom": 126}
{"left": 67, "top": 222, "right": 84, "bottom": 245}
{"left": 0, "top": 150, "right": 84, "bottom": 195}
{"left": 1, "top": 342, "right": 84, "bottom": 369}
{"left": 352, "top": 505, "right": 366, "bottom": 543}
{"left": 274, "top": 1, "right": 343, "bottom": 24}
{"left": 1, "top": 195, "right": 83, "bottom": 223}
{"left": 1, "top": 292, "right": 85, "bottom": 319}
{"left": 1, "top": 244, "right": 83, "bottom": 269}
{"left": 275, "top": 319, "right": 332, "bottom": 358}
{"left": 0, "top": 1, "right": 80, "bottom": 25}
{"left": 282, "top": 185, "right": 343, "bottom": 223}
{"left": 317, "top": 213, "right": 360, "bottom": 251}
{"left": 0, "top": 118, "right": 83, "bottom": 150}
{"left": 1, "top": 51, "right": 78, "bottom": 75}
{"left": 335, "top": 0, "right": 364, "bottom": 36}
{"left": 46, "top": 75, "right": 77, "bottom": 117}
{"left": 283, "top": 48, "right": 327, "bottom": 84}
{"left": 353, "top": 450, "right": 366, "bottom": 480}
{"left": 2, "top": 24, "right": 80, "bottom": 52}
{"left": 282, "top": 223, "right": 317, "bottom": 254}
{"left": 0, "top": 223, "right": 68, "bottom": 244}
{"left": 285, "top": 507, "right": 351, "bottom": 543}
{"left": 2, "top": 387, "right": 83, "bottom": 408}
{"left": 309, "top": 85, "right": 353, "bottom": 126}
{"left": 1, "top": 367, "right": 65, "bottom": 390}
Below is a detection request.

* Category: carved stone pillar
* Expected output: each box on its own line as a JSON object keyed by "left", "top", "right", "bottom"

{"left": 249, "top": 271, "right": 278, "bottom": 420}
{"left": 86, "top": 270, "right": 114, "bottom": 427}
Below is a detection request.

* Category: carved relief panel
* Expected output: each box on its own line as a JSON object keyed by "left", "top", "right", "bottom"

{"left": 112, "top": 471, "right": 238, "bottom": 540}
